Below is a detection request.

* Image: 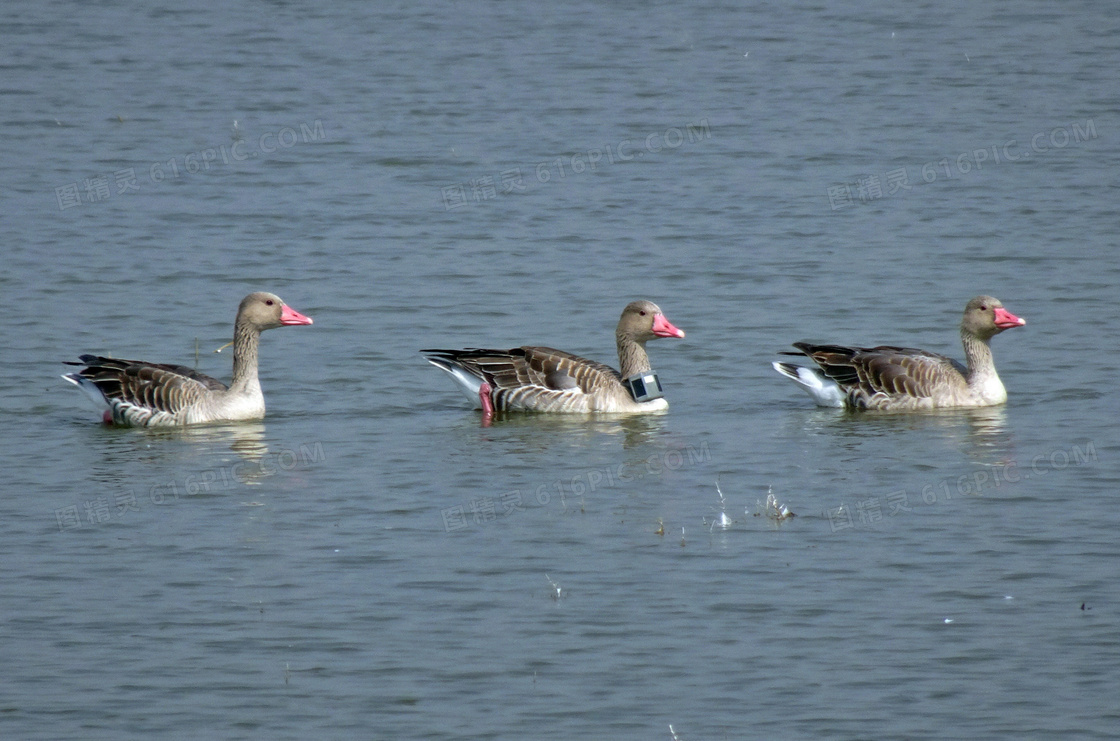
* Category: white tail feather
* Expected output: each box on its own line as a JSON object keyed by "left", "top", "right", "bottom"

{"left": 771, "top": 362, "right": 846, "bottom": 408}
{"left": 425, "top": 359, "right": 484, "bottom": 409}
{"left": 61, "top": 373, "right": 111, "bottom": 412}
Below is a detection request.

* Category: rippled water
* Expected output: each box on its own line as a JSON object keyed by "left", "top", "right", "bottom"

{"left": 3, "top": 1, "right": 1118, "bottom": 739}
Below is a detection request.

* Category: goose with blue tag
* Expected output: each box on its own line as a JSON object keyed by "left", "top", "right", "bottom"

{"left": 422, "top": 300, "right": 685, "bottom": 417}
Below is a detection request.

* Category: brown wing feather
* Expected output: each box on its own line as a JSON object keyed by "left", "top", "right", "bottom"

{"left": 68, "top": 355, "right": 223, "bottom": 417}
{"left": 520, "top": 347, "right": 622, "bottom": 391}
{"left": 421, "top": 347, "right": 622, "bottom": 411}
{"left": 795, "top": 343, "right": 966, "bottom": 406}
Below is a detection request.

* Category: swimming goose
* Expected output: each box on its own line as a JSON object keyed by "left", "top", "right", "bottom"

{"left": 63, "top": 292, "right": 313, "bottom": 427}
{"left": 772, "top": 295, "right": 1025, "bottom": 410}
{"left": 422, "top": 300, "right": 685, "bottom": 415}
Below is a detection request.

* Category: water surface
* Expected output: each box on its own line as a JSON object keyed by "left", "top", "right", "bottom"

{"left": 2, "top": 1, "right": 1118, "bottom": 739}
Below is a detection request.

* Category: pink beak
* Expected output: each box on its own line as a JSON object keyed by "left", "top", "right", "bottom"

{"left": 280, "top": 304, "right": 314, "bottom": 326}
{"left": 993, "top": 306, "right": 1025, "bottom": 329}
{"left": 652, "top": 313, "right": 685, "bottom": 339}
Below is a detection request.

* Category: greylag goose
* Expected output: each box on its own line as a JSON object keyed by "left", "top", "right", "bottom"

{"left": 422, "top": 300, "right": 685, "bottom": 415}
{"left": 63, "top": 292, "right": 313, "bottom": 427}
{"left": 772, "top": 295, "right": 1025, "bottom": 410}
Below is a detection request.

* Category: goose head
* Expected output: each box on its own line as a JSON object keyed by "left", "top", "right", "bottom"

{"left": 617, "top": 300, "right": 685, "bottom": 344}
{"left": 237, "top": 292, "right": 314, "bottom": 331}
{"left": 961, "top": 295, "right": 1024, "bottom": 341}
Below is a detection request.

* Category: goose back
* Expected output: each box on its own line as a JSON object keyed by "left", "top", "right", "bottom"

{"left": 423, "top": 346, "right": 633, "bottom": 413}
{"left": 64, "top": 355, "right": 229, "bottom": 426}
{"left": 789, "top": 343, "right": 971, "bottom": 410}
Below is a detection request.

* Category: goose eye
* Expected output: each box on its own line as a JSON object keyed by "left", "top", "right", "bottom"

{"left": 979, "top": 305, "right": 987, "bottom": 311}
{"left": 639, "top": 310, "right": 647, "bottom": 316}
{"left": 266, "top": 300, "right": 274, "bottom": 306}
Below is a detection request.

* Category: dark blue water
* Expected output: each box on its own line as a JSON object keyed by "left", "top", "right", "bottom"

{"left": 2, "top": 1, "right": 1118, "bottom": 738}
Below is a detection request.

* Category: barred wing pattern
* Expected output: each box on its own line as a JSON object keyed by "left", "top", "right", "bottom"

{"left": 64, "top": 354, "right": 226, "bottom": 427}
{"left": 792, "top": 343, "right": 969, "bottom": 410}
{"left": 422, "top": 347, "right": 626, "bottom": 413}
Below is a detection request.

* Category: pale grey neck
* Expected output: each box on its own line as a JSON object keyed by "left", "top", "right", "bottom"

{"left": 617, "top": 333, "right": 652, "bottom": 378}
{"left": 961, "top": 330, "right": 997, "bottom": 385}
{"left": 229, "top": 321, "right": 262, "bottom": 393}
